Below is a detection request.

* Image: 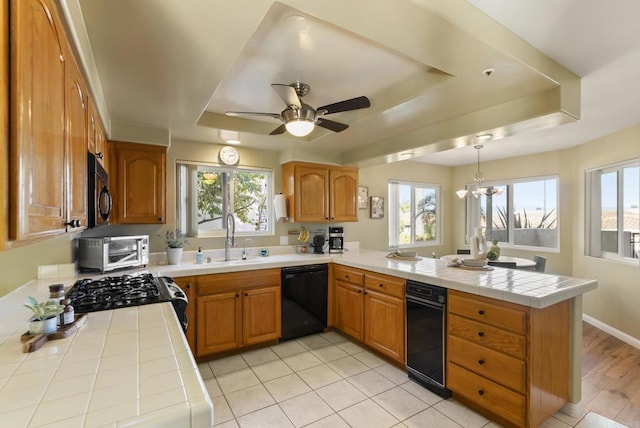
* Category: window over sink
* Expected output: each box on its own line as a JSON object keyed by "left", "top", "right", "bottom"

{"left": 176, "top": 161, "right": 274, "bottom": 237}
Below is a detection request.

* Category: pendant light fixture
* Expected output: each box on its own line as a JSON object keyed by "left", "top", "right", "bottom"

{"left": 456, "top": 143, "right": 504, "bottom": 199}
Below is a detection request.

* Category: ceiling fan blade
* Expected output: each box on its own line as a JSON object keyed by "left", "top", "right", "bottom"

{"left": 225, "top": 111, "right": 281, "bottom": 119}
{"left": 317, "top": 96, "right": 370, "bottom": 115}
{"left": 269, "top": 124, "right": 287, "bottom": 135}
{"left": 317, "top": 118, "right": 349, "bottom": 133}
{"left": 271, "top": 84, "right": 302, "bottom": 109}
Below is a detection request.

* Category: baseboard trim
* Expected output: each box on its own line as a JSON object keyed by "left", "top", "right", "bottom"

{"left": 582, "top": 314, "right": 640, "bottom": 350}
{"left": 561, "top": 401, "right": 584, "bottom": 418}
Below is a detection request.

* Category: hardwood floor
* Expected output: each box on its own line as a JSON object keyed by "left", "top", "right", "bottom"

{"left": 582, "top": 321, "right": 640, "bottom": 427}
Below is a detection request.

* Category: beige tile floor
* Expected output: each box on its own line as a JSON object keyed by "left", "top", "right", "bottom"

{"left": 197, "top": 331, "right": 626, "bottom": 428}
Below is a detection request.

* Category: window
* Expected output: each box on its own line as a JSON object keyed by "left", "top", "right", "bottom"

{"left": 587, "top": 160, "right": 639, "bottom": 260}
{"left": 388, "top": 180, "right": 441, "bottom": 248}
{"left": 466, "top": 176, "right": 558, "bottom": 250}
{"left": 176, "top": 161, "right": 274, "bottom": 237}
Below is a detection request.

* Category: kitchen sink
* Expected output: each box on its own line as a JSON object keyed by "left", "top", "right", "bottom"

{"left": 214, "top": 257, "right": 266, "bottom": 265}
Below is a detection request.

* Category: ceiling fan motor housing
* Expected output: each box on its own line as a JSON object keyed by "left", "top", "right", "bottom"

{"left": 281, "top": 107, "right": 317, "bottom": 123}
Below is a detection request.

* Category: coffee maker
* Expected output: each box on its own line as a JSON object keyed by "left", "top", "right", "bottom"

{"left": 311, "top": 234, "right": 325, "bottom": 254}
{"left": 329, "top": 227, "right": 344, "bottom": 254}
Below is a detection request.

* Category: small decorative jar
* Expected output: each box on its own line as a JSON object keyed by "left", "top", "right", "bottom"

{"left": 490, "top": 239, "right": 501, "bottom": 258}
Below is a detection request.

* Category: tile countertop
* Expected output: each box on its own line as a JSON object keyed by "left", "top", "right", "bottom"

{"left": 0, "top": 246, "right": 596, "bottom": 427}
{"left": 150, "top": 247, "right": 597, "bottom": 309}
{"left": 0, "top": 279, "right": 213, "bottom": 427}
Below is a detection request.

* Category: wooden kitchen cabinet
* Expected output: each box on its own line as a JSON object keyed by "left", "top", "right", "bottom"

{"left": 447, "top": 290, "right": 570, "bottom": 428}
{"left": 335, "top": 281, "right": 364, "bottom": 341}
{"left": 110, "top": 141, "right": 166, "bottom": 224}
{"left": 282, "top": 161, "right": 358, "bottom": 222}
{"left": 10, "top": 0, "right": 92, "bottom": 240}
{"left": 333, "top": 265, "right": 406, "bottom": 364}
{"left": 364, "top": 272, "right": 405, "bottom": 362}
{"left": 0, "top": 0, "right": 7, "bottom": 250}
{"left": 174, "top": 276, "right": 196, "bottom": 354}
{"left": 197, "top": 290, "right": 242, "bottom": 356}
{"left": 88, "top": 98, "right": 108, "bottom": 171}
{"left": 195, "top": 268, "right": 281, "bottom": 359}
{"left": 10, "top": 0, "right": 69, "bottom": 240}
{"left": 65, "top": 55, "right": 88, "bottom": 231}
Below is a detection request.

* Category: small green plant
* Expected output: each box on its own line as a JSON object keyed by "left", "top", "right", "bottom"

{"left": 160, "top": 228, "right": 189, "bottom": 248}
{"left": 24, "top": 297, "right": 63, "bottom": 321}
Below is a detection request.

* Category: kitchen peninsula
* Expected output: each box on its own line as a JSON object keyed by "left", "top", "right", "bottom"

{"left": 0, "top": 248, "right": 595, "bottom": 427}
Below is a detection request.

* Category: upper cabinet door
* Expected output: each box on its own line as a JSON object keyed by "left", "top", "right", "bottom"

{"left": 65, "top": 57, "right": 88, "bottom": 231}
{"left": 294, "top": 165, "right": 330, "bottom": 222}
{"left": 10, "top": 0, "right": 67, "bottom": 239}
{"left": 111, "top": 141, "right": 166, "bottom": 224}
{"left": 330, "top": 168, "right": 358, "bottom": 222}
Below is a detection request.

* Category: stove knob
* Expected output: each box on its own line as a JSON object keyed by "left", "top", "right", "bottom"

{"left": 174, "top": 291, "right": 185, "bottom": 298}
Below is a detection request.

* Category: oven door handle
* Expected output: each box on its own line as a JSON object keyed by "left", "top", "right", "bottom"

{"left": 406, "top": 295, "right": 444, "bottom": 309}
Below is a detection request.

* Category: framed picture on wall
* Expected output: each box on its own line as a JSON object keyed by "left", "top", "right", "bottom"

{"left": 370, "top": 196, "right": 384, "bottom": 219}
{"left": 358, "top": 186, "right": 369, "bottom": 209}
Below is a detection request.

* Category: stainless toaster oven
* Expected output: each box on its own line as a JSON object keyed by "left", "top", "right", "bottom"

{"left": 77, "top": 235, "right": 149, "bottom": 273}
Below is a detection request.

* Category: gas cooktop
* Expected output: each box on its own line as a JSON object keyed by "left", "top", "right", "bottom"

{"left": 66, "top": 273, "right": 172, "bottom": 313}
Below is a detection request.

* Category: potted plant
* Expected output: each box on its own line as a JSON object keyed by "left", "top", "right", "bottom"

{"left": 24, "top": 297, "right": 63, "bottom": 334}
{"left": 161, "top": 228, "right": 189, "bottom": 265}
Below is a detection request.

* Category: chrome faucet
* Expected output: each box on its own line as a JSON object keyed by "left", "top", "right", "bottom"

{"left": 224, "top": 213, "right": 236, "bottom": 261}
{"left": 242, "top": 238, "right": 255, "bottom": 260}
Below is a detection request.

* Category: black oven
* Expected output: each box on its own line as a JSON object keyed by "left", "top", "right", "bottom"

{"left": 406, "top": 280, "right": 451, "bottom": 398}
{"left": 87, "top": 152, "right": 112, "bottom": 228}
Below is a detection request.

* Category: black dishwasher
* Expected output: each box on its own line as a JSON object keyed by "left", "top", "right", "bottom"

{"left": 406, "top": 280, "right": 451, "bottom": 398}
{"left": 281, "top": 264, "right": 328, "bottom": 341}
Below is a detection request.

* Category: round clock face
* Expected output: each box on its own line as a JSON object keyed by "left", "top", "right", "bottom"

{"left": 219, "top": 146, "right": 239, "bottom": 165}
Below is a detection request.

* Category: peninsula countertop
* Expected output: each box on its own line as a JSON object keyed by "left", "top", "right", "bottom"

{"left": 150, "top": 247, "right": 597, "bottom": 309}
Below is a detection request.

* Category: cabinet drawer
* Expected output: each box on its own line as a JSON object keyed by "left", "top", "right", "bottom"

{"left": 448, "top": 335, "right": 525, "bottom": 393}
{"left": 333, "top": 265, "right": 364, "bottom": 286}
{"left": 197, "top": 268, "right": 280, "bottom": 295}
{"left": 448, "top": 314, "right": 526, "bottom": 359}
{"left": 448, "top": 363, "right": 525, "bottom": 427}
{"left": 449, "top": 290, "right": 527, "bottom": 334}
{"left": 365, "top": 272, "right": 405, "bottom": 298}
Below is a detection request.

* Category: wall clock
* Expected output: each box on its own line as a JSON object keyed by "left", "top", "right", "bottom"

{"left": 219, "top": 146, "right": 239, "bottom": 165}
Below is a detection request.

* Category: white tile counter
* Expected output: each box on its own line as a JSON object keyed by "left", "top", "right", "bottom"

{"left": 0, "top": 278, "right": 213, "bottom": 427}
{"left": 0, "top": 246, "right": 596, "bottom": 427}
{"left": 149, "top": 248, "right": 597, "bottom": 309}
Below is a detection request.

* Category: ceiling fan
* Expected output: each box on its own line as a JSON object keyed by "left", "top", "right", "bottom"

{"left": 225, "top": 82, "right": 371, "bottom": 137}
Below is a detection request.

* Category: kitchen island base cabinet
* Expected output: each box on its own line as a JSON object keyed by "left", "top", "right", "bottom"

{"left": 447, "top": 290, "right": 570, "bottom": 428}
{"left": 195, "top": 269, "right": 281, "bottom": 359}
{"left": 333, "top": 265, "right": 406, "bottom": 365}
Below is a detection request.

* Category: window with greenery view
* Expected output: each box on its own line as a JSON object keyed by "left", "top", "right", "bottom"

{"left": 176, "top": 162, "right": 274, "bottom": 237}
{"left": 587, "top": 160, "right": 639, "bottom": 260}
{"left": 388, "top": 180, "right": 441, "bottom": 247}
{"left": 466, "top": 176, "right": 558, "bottom": 250}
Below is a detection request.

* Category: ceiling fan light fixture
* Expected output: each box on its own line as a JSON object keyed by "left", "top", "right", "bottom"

{"left": 282, "top": 108, "right": 316, "bottom": 137}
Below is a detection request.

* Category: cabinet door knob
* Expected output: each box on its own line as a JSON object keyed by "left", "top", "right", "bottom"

{"left": 478, "top": 331, "right": 485, "bottom": 337}
{"left": 235, "top": 293, "right": 239, "bottom": 298}
{"left": 478, "top": 359, "right": 485, "bottom": 365}
{"left": 478, "top": 310, "right": 485, "bottom": 315}
{"left": 357, "top": 289, "right": 362, "bottom": 293}
{"left": 378, "top": 283, "right": 383, "bottom": 287}
{"left": 478, "top": 390, "right": 484, "bottom": 396}
{"left": 64, "top": 219, "right": 81, "bottom": 228}
{"left": 185, "top": 284, "right": 190, "bottom": 289}
{"left": 345, "top": 275, "right": 350, "bottom": 280}
{"left": 244, "top": 292, "right": 248, "bottom": 297}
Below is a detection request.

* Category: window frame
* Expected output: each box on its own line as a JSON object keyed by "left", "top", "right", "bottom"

{"left": 465, "top": 175, "right": 560, "bottom": 252}
{"left": 388, "top": 179, "right": 442, "bottom": 249}
{"left": 176, "top": 160, "right": 275, "bottom": 238}
{"left": 586, "top": 158, "right": 640, "bottom": 263}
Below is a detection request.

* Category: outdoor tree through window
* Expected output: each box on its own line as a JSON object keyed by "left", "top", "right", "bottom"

{"left": 177, "top": 162, "right": 273, "bottom": 237}
{"left": 389, "top": 180, "right": 441, "bottom": 248}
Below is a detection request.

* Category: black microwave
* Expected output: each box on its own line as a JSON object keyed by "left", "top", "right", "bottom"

{"left": 87, "top": 152, "right": 112, "bottom": 228}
